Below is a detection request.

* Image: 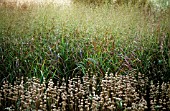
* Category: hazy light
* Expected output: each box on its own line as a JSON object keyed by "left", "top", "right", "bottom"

{"left": 2, "top": 0, "right": 72, "bottom": 5}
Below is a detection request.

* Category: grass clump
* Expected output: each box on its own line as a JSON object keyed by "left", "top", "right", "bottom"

{"left": 1, "top": 74, "right": 170, "bottom": 110}
{"left": 0, "top": 1, "right": 170, "bottom": 110}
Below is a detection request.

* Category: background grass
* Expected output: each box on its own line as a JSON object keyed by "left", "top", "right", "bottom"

{"left": 0, "top": 2, "right": 169, "bottom": 83}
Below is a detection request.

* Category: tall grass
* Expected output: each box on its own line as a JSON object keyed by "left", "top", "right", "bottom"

{"left": 0, "top": 1, "right": 170, "bottom": 110}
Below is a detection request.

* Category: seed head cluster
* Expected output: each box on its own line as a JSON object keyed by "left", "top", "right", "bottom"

{"left": 1, "top": 72, "right": 170, "bottom": 111}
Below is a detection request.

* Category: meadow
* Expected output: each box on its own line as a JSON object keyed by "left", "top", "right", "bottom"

{"left": 0, "top": 0, "right": 170, "bottom": 110}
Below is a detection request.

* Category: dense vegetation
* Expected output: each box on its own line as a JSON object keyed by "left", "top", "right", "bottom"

{"left": 73, "top": 0, "right": 148, "bottom": 6}
{"left": 0, "top": 0, "right": 170, "bottom": 110}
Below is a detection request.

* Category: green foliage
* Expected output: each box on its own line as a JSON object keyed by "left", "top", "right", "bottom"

{"left": 0, "top": 2, "right": 169, "bottom": 84}
{"left": 151, "top": 0, "right": 170, "bottom": 10}
{"left": 72, "top": 0, "right": 150, "bottom": 6}
{"left": 72, "top": 0, "right": 113, "bottom": 5}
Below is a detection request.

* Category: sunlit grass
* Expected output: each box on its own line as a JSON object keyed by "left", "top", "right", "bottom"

{"left": 0, "top": 0, "right": 169, "bottom": 80}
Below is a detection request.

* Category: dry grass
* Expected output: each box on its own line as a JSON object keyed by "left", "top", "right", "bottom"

{"left": 1, "top": 72, "right": 170, "bottom": 111}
